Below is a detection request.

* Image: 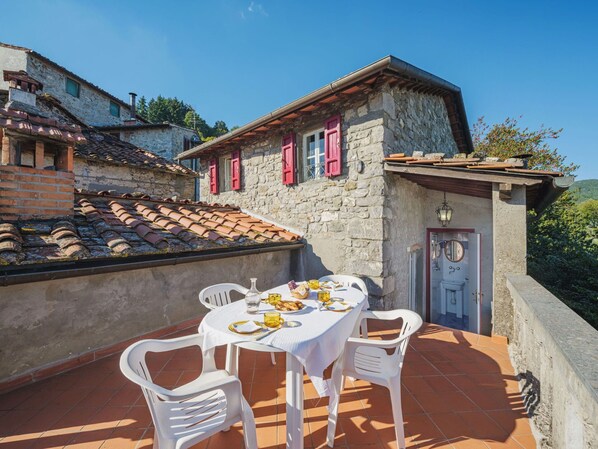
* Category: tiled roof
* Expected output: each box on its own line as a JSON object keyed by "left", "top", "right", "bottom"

{"left": 76, "top": 129, "right": 195, "bottom": 176}
{"left": 0, "top": 107, "right": 86, "bottom": 144}
{"left": 384, "top": 153, "right": 564, "bottom": 176}
{"left": 0, "top": 192, "right": 301, "bottom": 267}
{"left": 31, "top": 95, "right": 195, "bottom": 176}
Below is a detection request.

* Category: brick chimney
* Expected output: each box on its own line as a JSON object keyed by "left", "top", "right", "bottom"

{"left": 0, "top": 70, "right": 85, "bottom": 221}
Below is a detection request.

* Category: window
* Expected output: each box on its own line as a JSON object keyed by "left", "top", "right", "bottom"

{"left": 303, "top": 129, "right": 325, "bottom": 180}
{"left": 65, "top": 78, "right": 80, "bottom": 98}
{"left": 219, "top": 155, "right": 232, "bottom": 192}
{"left": 109, "top": 101, "right": 120, "bottom": 117}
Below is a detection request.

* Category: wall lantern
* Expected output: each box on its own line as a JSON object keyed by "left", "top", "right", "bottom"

{"left": 436, "top": 192, "right": 453, "bottom": 227}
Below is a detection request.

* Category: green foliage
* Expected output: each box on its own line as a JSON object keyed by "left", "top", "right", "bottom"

{"left": 475, "top": 117, "right": 597, "bottom": 329}
{"left": 571, "top": 179, "right": 598, "bottom": 203}
{"left": 472, "top": 117, "right": 578, "bottom": 175}
{"left": 135, "top": 95, "right": 232, "bottom": 142}
{"left": 527, "top": 193, "right": 598, "bottom": 329}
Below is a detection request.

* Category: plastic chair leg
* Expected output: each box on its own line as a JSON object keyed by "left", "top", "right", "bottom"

{"left": 241, "top": 399, "right": 258, "bottom": 449}
{"left": 389, "top": 378, "right": 406, "bottom": 449}
{"left": 360, "top": 319, "right": 369, "bottom": 339}
{"left": 270, "top": 352, "right": 277, "bottom": 365}
{"left": 326, "top": 360, "right": 344, "bottom": 447}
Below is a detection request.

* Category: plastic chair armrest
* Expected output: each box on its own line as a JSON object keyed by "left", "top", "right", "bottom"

{"left": 156, "top": 375, "right": 240, "bottom": 402}
{"left": 346, "top": 336, "right": 402, "bottom": 350}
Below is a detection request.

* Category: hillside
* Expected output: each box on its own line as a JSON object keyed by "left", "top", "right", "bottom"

{"left": 571, "top": 179, "right": 598, "bottom": 203}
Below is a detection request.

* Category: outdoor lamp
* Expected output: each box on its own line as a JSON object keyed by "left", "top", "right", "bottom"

{"left": 436, "top": 192, "right": 453, "bottom": 227}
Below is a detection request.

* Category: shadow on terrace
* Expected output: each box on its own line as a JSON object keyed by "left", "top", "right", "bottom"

{"left": 0, "top": 322, "right": 536, "bottom": 449}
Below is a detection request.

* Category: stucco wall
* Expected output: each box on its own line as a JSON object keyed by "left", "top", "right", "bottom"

{"left": 0, "top": 249, "right": 294, "bottom": 382}
{"left": 25, "top": 54, "right": 132, "bottom": 127}
{"left": 198, "top": 84, "right": 458, "bottom": 307}
{"left": 0, "top": 47, "right": 29, "bottom": 90}
{"left": 120, "top": 125, "right": 197, "bottom": 161}
{"left": 423, "top": 190, "right": 494, "bottom": 335}
{"left": 74, "top": 158, "right": 195, "bottom": 199}
{"left": 507, "top": 275, "right": 598, "bottom": 449}
{"left": 384, "top": 176, "right": 426, "bottom": 309}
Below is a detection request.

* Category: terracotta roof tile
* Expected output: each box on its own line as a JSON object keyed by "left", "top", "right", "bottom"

{"left": 0, "top": 192, "right": 302, "bottom": 267}
{"left": 75, "top": 130, "right": 195, "bottom": 176}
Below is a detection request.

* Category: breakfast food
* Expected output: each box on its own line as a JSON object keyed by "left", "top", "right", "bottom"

{"left": 288, "top": 280, "right": 310, "bottom": 299}
{"left": 275, "top": 300, "right": 305, "bottom": 312}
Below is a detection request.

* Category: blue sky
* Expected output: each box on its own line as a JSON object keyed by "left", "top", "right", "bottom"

{"left": 1, "top": 0, "right": 596, "bottom": 179}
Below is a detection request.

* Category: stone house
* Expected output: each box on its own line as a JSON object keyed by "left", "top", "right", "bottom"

{"left": 0, "top": 42, "right": 199, "bottom": 162}
{"left": 0, "top": 69, "right": 197, "bottom": 199}
{"left": 178, "top": 56, "right": 573, "bottom": 338}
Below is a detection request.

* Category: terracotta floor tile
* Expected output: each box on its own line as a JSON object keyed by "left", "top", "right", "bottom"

{"left": 512, "top": 434, "right": 538, "bottom": 449}
{"left": 98, "top": 427, "right": 146, "bottom": 449}
{"left": 0, "top": 322, "right": 532, "bottom": 449}
{"left": 486, "top": 410, "right": 533, "bottom": 437}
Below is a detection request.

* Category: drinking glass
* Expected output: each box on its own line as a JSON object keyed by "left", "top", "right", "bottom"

{"left": 308, "top": 279, "right": 320, "bottom": 290}
{"left": 317, "top": 290, "right": 331, "bottom": 304}
{"left": 264, "top": 311, "right": 281, "bottom": 328}
{"left": 267, "top": 293, "right": 282, "bottom": 305}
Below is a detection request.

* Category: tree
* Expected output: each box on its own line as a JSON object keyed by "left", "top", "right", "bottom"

{"left": 137, "top": 96, "right": 148, "bottom": 120}
{"left": 212, "top": 120, "right": 229, "bottom": 137}
{"left": 474, "top": 117, "right": 597, "bottom": 329}
{"left": 135, "top": 95, "right": 231, "bottom": 141}
{"left": 472, "top": 117, "right": 578, "bottom": 175}
{"left": 146, "top": 96, "right": 192, "bottom": 126}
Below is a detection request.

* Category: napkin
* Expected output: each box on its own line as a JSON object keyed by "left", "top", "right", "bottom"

{"left": 233, "top": 321, "right": 262, "bottom": 333}
{"left": 327, "top": 302, "right": 351, "bottom": 311}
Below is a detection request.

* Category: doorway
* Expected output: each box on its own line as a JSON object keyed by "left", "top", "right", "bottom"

{"left": 426, "top": 228, "right": 482, "bottom": 334}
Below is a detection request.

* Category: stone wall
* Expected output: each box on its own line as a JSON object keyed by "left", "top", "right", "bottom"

{"left": 25, "top": 54, "right": 132, "bottom": 127}
{"left": 507, "top": 275, "right": 598, "bottom": 449}
{"left": 75, "top": 158, "right": 195, "bottom": 199}
{"left": 197, "top": 83, "right": 459, "bottom": 306}
{"left": 0, "top": 249, "right": 294, "bottom": 383}
{"left": 384, "top": 85, "right": 459, "bottom": 156}
{"left": 119, "top": 125, "right": 197, "bottom": 161}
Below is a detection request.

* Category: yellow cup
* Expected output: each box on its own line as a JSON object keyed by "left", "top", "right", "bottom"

{"left": 308, "top": 279, "right": 320, "bottom": 290}
{"left": 267, "top": 293, "right": 282, "bottom": 305}
{"left": 264, "top": 311, "right": 281, "bottom": 328}
{"left": 317, "top": 290, "right": 331, "bottom": 304}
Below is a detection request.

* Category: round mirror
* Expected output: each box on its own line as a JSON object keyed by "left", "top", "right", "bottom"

{"left": 444, "top": 239, "right": 464, "bottom": 263}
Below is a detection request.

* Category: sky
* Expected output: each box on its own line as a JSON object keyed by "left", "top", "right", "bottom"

{"left": 1, "top": 0, "right": 596, "bottom": 179}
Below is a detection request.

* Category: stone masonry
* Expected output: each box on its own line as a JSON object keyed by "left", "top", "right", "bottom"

{"left": 198, "top": 82, "right": 459, "bottom": 308}
{"left": 75, "top": 159, "right": 195, "bottom": 199}
{"left": 118, "top": 125, "right": 198, "bottom": 161}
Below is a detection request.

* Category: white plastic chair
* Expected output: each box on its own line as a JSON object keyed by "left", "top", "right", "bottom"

{"left": 326, "top": 309, "right": 423, "bottom": 449}
{"left": 319, "top": 275, "right": 370, "bottom": 337}
{"left": 119, "top": 334, "right": 257, "bottom": 449}
{"left": 199, "top": 283, "right": 277, "bottom": 368}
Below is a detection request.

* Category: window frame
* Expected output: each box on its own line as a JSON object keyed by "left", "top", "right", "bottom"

{"left": 302, "top": 127, "right": 326, "bottom": 181}
{"left": 109, "top": 101, "right": 121, "bottom": 117}
{"left": 65, "top": 77, "right": 80, "bottom": 98}
{"left": 218, "top": 154, "right": 232, "bottom": 192}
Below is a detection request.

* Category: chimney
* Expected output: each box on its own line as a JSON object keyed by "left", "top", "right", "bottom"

{"left": 0, "top": 71, "right": 85, "bottom": 221}
{"left": 3, "top": 70, "right": 43, "bottom": 112}
{"left": 129, "top": 92, "right": 137, "bottom": 120}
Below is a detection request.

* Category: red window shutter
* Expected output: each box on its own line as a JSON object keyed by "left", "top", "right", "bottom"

{"left": 324, "top": 115, "right": 342, "bottom": 177}
{"left": 209, "top": 158, "right": 219, "bottom": 194}
{"left": 281, "top": 133, "right": 296, "bottom": 185}
{"left": 231, "top": 150, "right": 241, "bottom": 191}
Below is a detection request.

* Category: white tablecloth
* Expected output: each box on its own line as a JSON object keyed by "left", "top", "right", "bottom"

{"left": 198, "top": 284, "right": 367, "bottom": 396}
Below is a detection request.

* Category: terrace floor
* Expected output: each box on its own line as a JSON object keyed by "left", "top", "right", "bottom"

{"left": 0, "top": 321, "right": 536, "bottom": 449}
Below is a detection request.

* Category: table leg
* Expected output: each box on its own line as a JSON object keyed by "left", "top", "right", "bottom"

{"left": 286, "top": 352, "right": 304, "bottom": 449}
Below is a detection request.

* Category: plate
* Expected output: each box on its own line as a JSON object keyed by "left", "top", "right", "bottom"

{"left": 320, "top": 281, "right": 344, "bottom": 291}
{"left": 228, "top": 320, "right": 266, "bottom": 334}
{"left": 324, "top": 301, "right": 353, "bottom": 312}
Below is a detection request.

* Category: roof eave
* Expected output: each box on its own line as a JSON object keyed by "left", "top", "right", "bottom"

{"left": 177, "top": 56, "right": 472, "bottom": 160}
